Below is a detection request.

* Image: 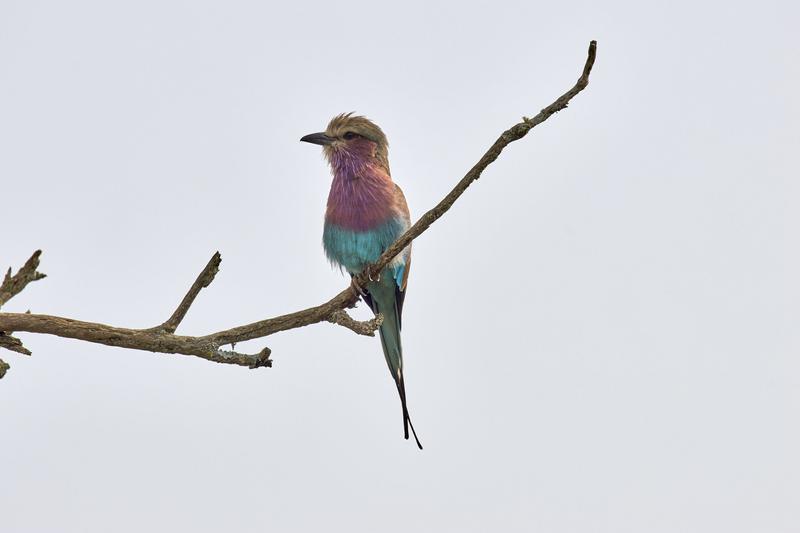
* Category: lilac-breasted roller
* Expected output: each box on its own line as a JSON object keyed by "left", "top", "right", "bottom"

{"left": 301, "top": 113, "right": 422, "bottom": 449}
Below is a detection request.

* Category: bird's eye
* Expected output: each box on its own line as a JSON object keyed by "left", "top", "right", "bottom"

{"left": 343, "top": 132, "right": 359, "bottom": 140}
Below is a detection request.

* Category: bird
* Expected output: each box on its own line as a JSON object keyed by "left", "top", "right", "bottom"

{"left": 301, "top": 113, "right": 422, "bottom": 449}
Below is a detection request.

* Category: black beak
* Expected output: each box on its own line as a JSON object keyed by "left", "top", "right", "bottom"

{"left": 300, "top": 132, "right": 334, "bottom": 146}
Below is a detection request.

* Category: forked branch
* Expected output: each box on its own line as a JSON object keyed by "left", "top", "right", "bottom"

{"left": 0, "top": 41, "right": 597, "bottom": 379}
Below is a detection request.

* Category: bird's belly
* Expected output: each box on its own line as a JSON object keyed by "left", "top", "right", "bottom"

{"left": 323, "top": 218, "right": 406, "bottom": 274}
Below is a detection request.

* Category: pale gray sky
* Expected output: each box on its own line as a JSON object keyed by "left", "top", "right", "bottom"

{"left": 2, "top": 0, "right": 799, "bottom": 531}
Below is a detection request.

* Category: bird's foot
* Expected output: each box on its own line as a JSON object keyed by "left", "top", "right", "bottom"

{"left": 367, "top": 267, "right": 380, "bottom": 282}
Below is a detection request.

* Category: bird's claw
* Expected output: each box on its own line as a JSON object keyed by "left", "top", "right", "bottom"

{"left": 367, "top": 267, "right": 380, "bottom": 282}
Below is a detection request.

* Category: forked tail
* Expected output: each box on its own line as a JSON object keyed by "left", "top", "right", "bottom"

{"left": 396, "top": 375, "right": 423, "bottom": 449}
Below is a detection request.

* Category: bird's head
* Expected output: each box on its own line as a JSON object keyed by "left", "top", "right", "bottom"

{"left": 301, "top": 113, "right": 390, "bottom": 173}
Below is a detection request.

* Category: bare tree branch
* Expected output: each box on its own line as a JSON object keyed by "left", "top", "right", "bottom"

{"left": 328, "top": 310, "right": 384, "bottom": 336}
{"left": 0, "top": 40, "right": 597, "bottom": 378}
{"left": 0, "top": 250, "right": 46, "bottom": 309}
{"left": 149, "top": 251, "right": 221, "bottom": 334}
{"left": 356, "top": 40, "right": 598, "bottom": 284}
{"left": 0, "top": 250, "right": 46, "bottom": 374}
{"left": 0, "top": 334, "right": 31, "bottom": 356}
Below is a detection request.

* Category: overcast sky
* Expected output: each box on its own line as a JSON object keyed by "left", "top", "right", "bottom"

{"left": 2, "top": 0, "right": 799, "bottom": 531}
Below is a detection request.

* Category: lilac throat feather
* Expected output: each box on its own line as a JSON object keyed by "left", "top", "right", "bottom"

{"left": 325, "top": 141, "right": 398, "bottom": 232}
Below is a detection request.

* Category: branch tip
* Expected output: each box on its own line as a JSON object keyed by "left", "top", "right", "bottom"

{"left": 0, "top": 250, "right": 47, "bottom": 309}
{"left": 249, "top": 347, "right": 273, "bottom": 369}
{"left": 0, "top": 334, "right": 32, "bottom": 356}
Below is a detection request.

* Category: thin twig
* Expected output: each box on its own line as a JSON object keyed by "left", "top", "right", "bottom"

{"left": 150, "top": 252, "right": 221, "bottom": 334}
{"left": 355, "top": 40, "right": 598, "bottom": 285}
